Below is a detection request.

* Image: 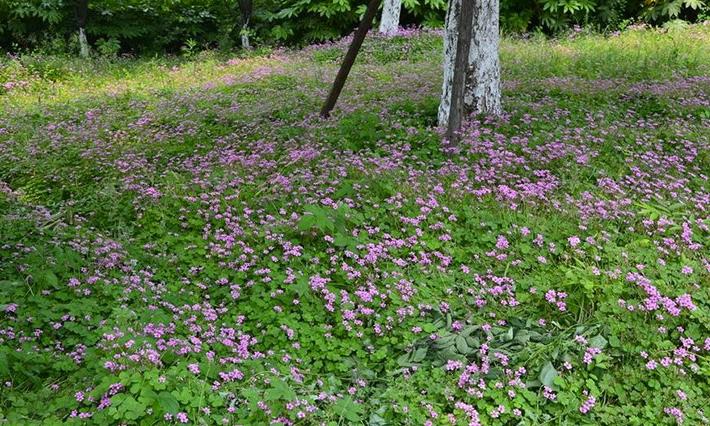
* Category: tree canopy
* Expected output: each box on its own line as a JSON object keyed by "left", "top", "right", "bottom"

{"left": 0, "top": 0, "right": 706, "bottom": 53}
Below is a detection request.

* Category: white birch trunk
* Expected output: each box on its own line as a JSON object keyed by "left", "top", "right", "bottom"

{"left": 438, "top": 0, "right": 501, "bottom": 127}
{"left": 379, "top": 0, "right": 402, "bottom": 35}
{"left": 78, "top": 27, "right": 90, "bottom": 58}
{"left": 241, "top": 23, "right": 252, "bottom": 50}
{"left": 465, "top": 0, "right": 501, "bottom": 116}
{"left": 438, "top": 0, "right": 459, "bottom": 127}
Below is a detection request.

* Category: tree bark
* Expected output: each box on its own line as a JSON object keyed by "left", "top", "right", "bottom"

{"left": 379, "top": 0, "right": 401, "bottom": 35}
{"left": 438, "top": 0, "right": 458, "bottom": 127}
{"left": 78, "top": 27, "right": 89, "bottom": 58}
{"left": 75, "top": 0, "right": 90, "bottom": 58}
{"left": 445, "top": 0, "right": 474, "bottom": 144}
{"left": 238, "top": 0, "right": 253, "bottom": 50}
{"left": 465, "top": 0, "right": 501, "bottom": 116}
{"left": 438, "top": 0, "right": 501, "bottom": 127}
{"left": 241, "top": 24, "right": 251, "bottom": 50}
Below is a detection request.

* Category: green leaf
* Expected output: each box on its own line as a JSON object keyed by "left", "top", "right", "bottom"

{"left": 539, "top": 361, "right": 558, "bottom": 387}
{"left": 0, "top": 352, "right": 9, "bottom": 377}
{"left": 397, "top": 352, "right": 412, "bottom": 367}
{"left": 515, "top": 330, "right": 531, "bottom": 344}
{"left": 334, "top": 182, "right": 354, "bottom": 199}
{"left": 684, "top": 0, "right": 704, "bottom": 9}
{"left": 43, "top": 271, "right": 59, "bottom": 288}
{"left": 369, "top": 412, "right": 388, "bottom": 426}
{"left": 242, "top": 388, "right": 260, "bottom": 412}
{"left": 609, "top": 335, "right": 621, "bottom": 348}
{"left": 412, "top": 347, "right": 427, "bottom": 362}
{"left": 120, "top": 395, "right": 146, "bottom": 420}
{"left": 158, "top": 392, "right": 179, "bottom": 414}
{"left": 297, "top": 214, "right": 317, "bottom": 231}
{"left": 292, "top": 276, "right": 310, "bottom": 297}
{"left": 455, "top": 336, "right": 470, "bottom": 354}
{"left": 503, "top": 327, "right": 515, "bottom": 341}
{"left": 333, "top": 396, "right": 363, "bottom": 423}
{"left": 465, "top": 335, "right": 481, "bottom": 348}
{"left": 589, "top": 335, "right": 608, "bottom": 349}
{"left": 175, "top": 387, "right": 192, "bottom": 404}
{"left": 333, "top": 234, "right": 352, "bottom": 247}
{"left": 266, "top": 379, "right": 297, "bottom": 401}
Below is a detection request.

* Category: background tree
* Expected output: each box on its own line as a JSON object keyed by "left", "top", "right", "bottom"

{"left": 0, "top": 0, "right": 705, "bottom": 52}
{"left": 439, "top": 0, "right": 501, "bottom": 127}
{"left": 379, "top": 0, "right": 402, "bottom": 34}
{"left": 238, "top": 0, "right": 253, "bottom": 49}
{"left": 75, "top": 0, "right": 89, "bottom": 57}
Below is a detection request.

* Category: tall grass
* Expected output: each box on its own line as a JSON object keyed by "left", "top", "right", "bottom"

{"left": 502, "top": 25, "right": 710, "bottom": 80}
{"left": 2, "top": 24, "right": 709, "bottom": 113}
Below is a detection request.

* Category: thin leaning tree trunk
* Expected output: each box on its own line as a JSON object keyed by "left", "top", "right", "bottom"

{"left": 320, "top": 0, "right": 382, "bottom": 118}
{"left": 379, "top": 0, "right": 402, "bottom": 35}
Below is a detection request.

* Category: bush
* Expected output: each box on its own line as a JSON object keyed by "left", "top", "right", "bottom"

{"left": 0, "top": 0, "right": 708, "bottom": 54}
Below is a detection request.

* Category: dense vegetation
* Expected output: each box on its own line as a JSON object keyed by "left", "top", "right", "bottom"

{"left": 1, "top": 25, "right": 709, "bottom": 424}
{"left": 0, "top": 0, "right": 708, "bottom": 52}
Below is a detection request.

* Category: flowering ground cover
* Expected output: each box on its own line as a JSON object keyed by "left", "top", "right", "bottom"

{"left": 1, "top": 26, "right": 709, "bottom": 425}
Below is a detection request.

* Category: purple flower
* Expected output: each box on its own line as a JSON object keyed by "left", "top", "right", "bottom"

{"left": 176, "top": 412, "right": 189, "bottom": 423}
{"left": 495, "top": 235, "right": 509, "bottom": 250}
{"left": 664, "top": 407, "right": 684, "bottom": 424}
{"left": 579, "top": 392, "right": 596, "bottom": 414}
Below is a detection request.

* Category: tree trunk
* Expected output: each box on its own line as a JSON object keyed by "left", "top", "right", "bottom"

{"left": 238, "top": 0, "right": 253, "bottom": 50}
{"left": 75, "top": 0, "right": 90, "bottom": 58}
{"left": 445, "top": 0, "right": 474, "bottom": 144}
{"left": 379, "top": 0, "right": 401, "bottom": 35}
{"left": 438, "top": 0, "right": 501, "bottom": 127}
{"left": 438, "top": 0, "right": 459, "bottom": 127}
{"left": 321, "top": 0, "right": 382, "bottom": 117}
{"left": 78, "top": 27, "right": 90, "bottom": 58}
{"left": 465, "top": 0, "right": 501, "bottom": 116}
{"left": 241, "top": 23, "right": 251, "bottom": 50}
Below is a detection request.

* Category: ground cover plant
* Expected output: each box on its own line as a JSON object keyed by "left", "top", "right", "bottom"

{"left": 1, "top": 25, "right": 710, "bottom": 425}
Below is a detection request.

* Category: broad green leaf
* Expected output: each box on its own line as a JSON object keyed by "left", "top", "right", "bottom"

{"left": 589, "top": 335, "right": 608, "bottom": 349}
{"left": 333, "top": 396, "right": 363, "bottom": 423}
{"left": 412, "top": 346, "right": 427, "bottom": 362}
{"left": 455, "top": 336, "right": 470, "bottom": 354}
{"left": 539, "top": 361, "right": 558, "bottom": 387}
{"left": 158, "top": 392, "right": 179, "bottom": 414}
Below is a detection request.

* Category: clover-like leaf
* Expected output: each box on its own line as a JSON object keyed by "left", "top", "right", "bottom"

{"left": 539, "top": 361, "right": 558, "bottom": 387}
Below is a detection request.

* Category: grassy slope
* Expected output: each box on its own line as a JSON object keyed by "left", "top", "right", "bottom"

{"left": 0, "top": 27, "right": 709, "bottom": 425}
